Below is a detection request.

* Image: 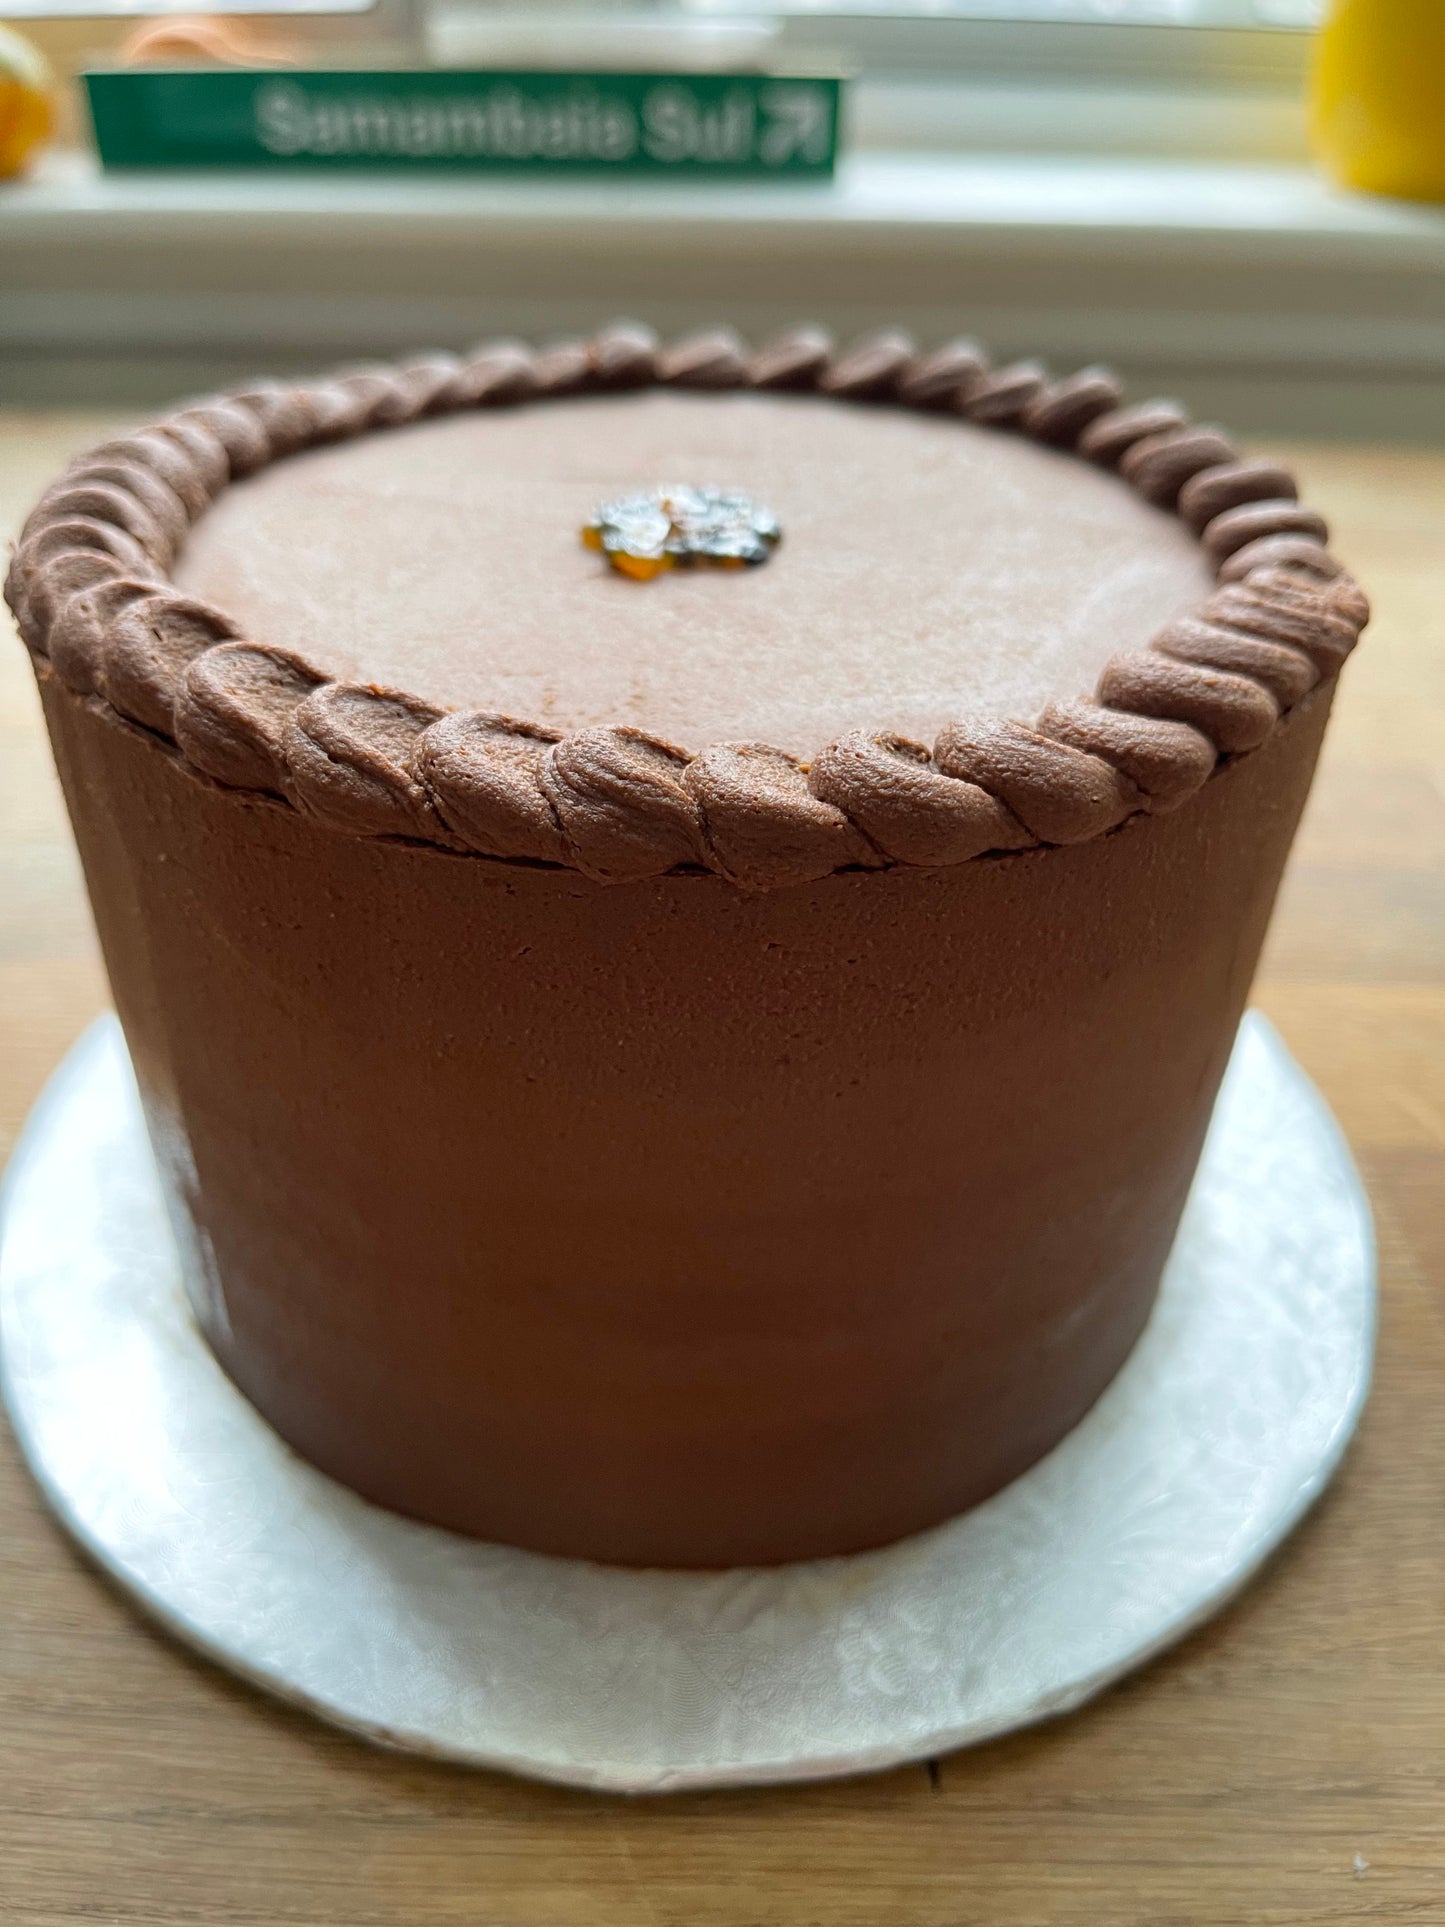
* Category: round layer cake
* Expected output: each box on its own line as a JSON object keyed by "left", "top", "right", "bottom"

{"left": 6, "top": 324, "right": 1369, "bottom": 1567}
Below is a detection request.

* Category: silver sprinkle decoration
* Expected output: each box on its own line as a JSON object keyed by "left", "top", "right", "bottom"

{"left": 583, "top": 485, "right": 782, "bottom": 578}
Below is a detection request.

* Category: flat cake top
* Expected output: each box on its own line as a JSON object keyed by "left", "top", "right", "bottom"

{"left": 172, "top": 389, "right": 1212, "bottom": 758}
{"left": 6, "top": 325, "right": 1367, "bottom": 890}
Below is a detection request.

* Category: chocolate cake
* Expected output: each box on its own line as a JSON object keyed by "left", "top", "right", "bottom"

{"left": 6, "top": 324, "right": 1369, "bottom": 1567}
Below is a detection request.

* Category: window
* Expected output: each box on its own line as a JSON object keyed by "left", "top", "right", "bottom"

{"left": 422, "top": 1, "right": 1321, "bottom": 161}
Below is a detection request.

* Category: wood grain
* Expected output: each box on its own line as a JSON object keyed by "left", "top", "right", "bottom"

{"left": 2, "top": 414, "right": 1442, "bottom": 1927}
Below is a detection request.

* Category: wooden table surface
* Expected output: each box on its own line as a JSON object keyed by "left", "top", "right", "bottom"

{"left": 2, "top": 414, "right": 1442, "bottom": 1927}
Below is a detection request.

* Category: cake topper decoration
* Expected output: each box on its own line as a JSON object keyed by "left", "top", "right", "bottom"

{"left": 583, "top": 485, "right": 781, "bottom": 581}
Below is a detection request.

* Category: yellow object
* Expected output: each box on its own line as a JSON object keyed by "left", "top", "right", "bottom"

{"left": 608, "top": 550, "right": 674, "bottom": 582}
{"left": 1311, "top": 0, "right": 1445, "bottom": 204}
{"left": 0, "top": 24, "right": 54, "bottom": 180}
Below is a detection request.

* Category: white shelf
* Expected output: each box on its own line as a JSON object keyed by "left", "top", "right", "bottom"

{"left": 10, "top": 144, "right": 1444, "bottom": 254}
{"left": 5, "top": 147, "right": 1445, "bottom": 432}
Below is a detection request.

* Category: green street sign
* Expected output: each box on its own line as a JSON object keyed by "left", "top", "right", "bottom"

{"left": 84, "top": 68, "right": 842, "bottom": 176}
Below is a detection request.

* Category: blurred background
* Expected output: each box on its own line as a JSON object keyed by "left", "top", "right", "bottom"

{"left": 2, "top": 0, "right": 1443, "bottom": 436}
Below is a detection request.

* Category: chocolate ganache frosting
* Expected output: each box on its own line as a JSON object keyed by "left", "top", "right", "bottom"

{"left": 8, "top": 325, "right": 1368, "bottom": 1565}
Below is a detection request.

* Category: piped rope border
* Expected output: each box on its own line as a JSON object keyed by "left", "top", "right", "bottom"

{"left": 4, "top": 322, "right": 1370, "bottom": 891}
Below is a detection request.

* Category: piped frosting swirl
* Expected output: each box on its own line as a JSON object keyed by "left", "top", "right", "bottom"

{"left": 5, "top": 324, "right": 1369, "bottom": 891}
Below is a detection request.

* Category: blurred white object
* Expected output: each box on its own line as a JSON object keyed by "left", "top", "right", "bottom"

{"left": 429, "top": 8, "right": 778, "bottom": 69}
{"left": 1, "top": 0, "right": 371, "bottom": 16}
{"left": 0, "top": 1013, "right": 1374, "bottom": 1792}
{"left": 1, "top": 0, "right": 372, "bottom": 13}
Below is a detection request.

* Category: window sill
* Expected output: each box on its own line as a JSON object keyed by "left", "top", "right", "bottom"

{"left": 4, "top": 145, "right": 1444, "bottom": 433}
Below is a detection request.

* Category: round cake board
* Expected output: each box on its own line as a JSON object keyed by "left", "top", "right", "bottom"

{"left": 0, "top": 1013, "right": 1373, "bottom": 1794}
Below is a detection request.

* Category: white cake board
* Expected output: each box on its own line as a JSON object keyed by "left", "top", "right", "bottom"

{"left": 0, "top": 1013, "right": 1373, "bottom": 1794}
